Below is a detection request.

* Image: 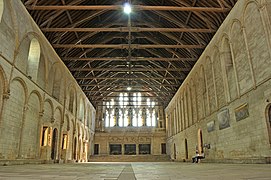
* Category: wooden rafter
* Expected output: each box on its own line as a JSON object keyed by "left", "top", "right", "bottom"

{"left": 53, "top": 44, "right": 205, "bottom": 49}
{"left": 42, "top": 27, "right": 216, "bottom": 33}
{"left": 27, "top": 5, "right": 230, "bottom": 12}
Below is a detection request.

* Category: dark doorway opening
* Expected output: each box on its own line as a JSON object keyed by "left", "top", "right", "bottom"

{"left": 51, "top": 128, "right": 58, "bottom": 160}
{"left": 161, "top": 143, "right": 166, "bottom": 154}
{"left": 185, "top": 139, "right": 188, "bottom": 159}
{"left": 94, "top": 144, "right": 99, "bottom": 155}
{"left": 73, "top": 138, "right": 77, "bottom": 160}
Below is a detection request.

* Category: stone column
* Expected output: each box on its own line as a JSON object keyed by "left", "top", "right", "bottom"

{"left": 142, "top": 107, "right": 146, "bottom": 126}
{"left": 121, "top": 144, "right": 125, "bottom": 155}
{"left": 128, "top": 107, "right": 132, "bottom": 126}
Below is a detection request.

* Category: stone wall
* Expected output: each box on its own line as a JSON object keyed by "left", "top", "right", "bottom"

{"left": 165, "top": 0, "right": 271, "bottom": 163}
{"left": 94, "top": 127, "right": 166, "bottom": 158}
{"left": 0, "top": 0, "right": 96, "bottom": 164}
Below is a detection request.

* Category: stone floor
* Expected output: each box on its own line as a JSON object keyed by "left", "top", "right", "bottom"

{"left": 0, "top": 162, "right": 270, "bottom": 180}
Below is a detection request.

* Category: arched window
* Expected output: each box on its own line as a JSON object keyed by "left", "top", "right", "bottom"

{"left": 104, "top": 93, "right": 158, "bottom": 128}
{"left": 0, "top": 0, "right": 4, "bottom": 22}
{"left": 27, "top": 38, "right": 41, "bottom": 81}
{"left": 78, "top": 98, "right": 84, "bottom": 121}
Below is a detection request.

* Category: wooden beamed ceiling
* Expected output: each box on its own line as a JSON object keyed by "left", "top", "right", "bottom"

{"left": 21, "top": 0, "right": 238, "bottom": 108}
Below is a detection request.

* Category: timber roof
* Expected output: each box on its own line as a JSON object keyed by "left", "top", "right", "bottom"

{"left": 21, "top": 0, "right": 238, "bottom": 108}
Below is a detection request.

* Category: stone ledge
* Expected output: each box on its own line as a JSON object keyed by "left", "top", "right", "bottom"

{"left": 0, "top": 159, "right": 46, "bottom": 166}
{"left": 89, "top": 155, "right": 170, "bottom": 162}
{"left": 200, "top": 157, "right": 270, "bottom": 164}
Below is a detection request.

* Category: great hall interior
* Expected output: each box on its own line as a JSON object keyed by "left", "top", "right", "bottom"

{"left": 0, "top": 0, "right": 271, "bottom": 179}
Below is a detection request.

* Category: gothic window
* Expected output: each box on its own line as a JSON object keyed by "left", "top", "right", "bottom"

{"left": 104, "top": 93, "right": 157, "bottom": 127}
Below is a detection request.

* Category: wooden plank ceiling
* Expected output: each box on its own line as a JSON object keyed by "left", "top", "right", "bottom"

{"left": 21, "top": 0, "right": 237, "bottom": 108}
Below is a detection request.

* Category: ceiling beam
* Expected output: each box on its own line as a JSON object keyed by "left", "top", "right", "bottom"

{"left": 70, "top": 67, "right": 191, "bottom": 72}
{"left": 88, "top": 95, "right": 171, "bottom": 98}
{"left": 83, "top": 90, "right": 175, "bottom": 93}
{"left": 80, "top": 84, "right": 180, "bottom": 87}
{"left": 53, "top": 44, "right": 205, "bottom": 49}
{"left": 76, "top": 77, "right": 184, "bottom": 80}
{"left": 62, "top": 57, "right": 197, "bottom": 61}
{"left": 27, "top": 5, "right": 230, "bottom": 12}
{"left": 42, "top": 27, "right": 216, "bottom": 33}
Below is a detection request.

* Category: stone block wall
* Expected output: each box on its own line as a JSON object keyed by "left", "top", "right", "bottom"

{"left": 94, "top": 127, "right": 166, "bottom": 158}
{"left": 0, "top": 0, "right": 96, "bottom": 164}
{"left": 165, "top": 0, "right": 271, "bottom": 163}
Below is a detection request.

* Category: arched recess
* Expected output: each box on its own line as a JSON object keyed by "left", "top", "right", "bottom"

{"left": 73, "top": 136, "right": 77, "bottom": 160}
{"left": 0, "top": 0, "right": 18, "bottom": 64}
{"left": 43, "top": 99, "right": 53, "bottom": 123}
{"left": 197, "top": 129, "right": 204, "bottom": 155}
{"left": 48, "top": 63, "right": 63, "bottom": 102}
{"left": 37, "top": 54, "right": 46, "bottom": 89}
{"left": 60, "top": 115, "right": 69, "bottom": 160}
{"left": 27, "top": 38, "right": 41, "bottom": 82}
{"left": 21, "top": 91, "right": 42, "bottom": 158}
{"left": 51, "top": 128, "right": 58, "bottom": 160}
{"left": 14, "top": 33, "right": 46, "bottom": 85}
{"left": 86, "top": 107, "right": 91, "bottom": 127}
{"left": 52, "top": 68, "right": 62, "bottom": 101}
{"left": 244, "top": 2, "right": 271, "bottom": 84}
{"left": 54, "top": 107, "right": 62, "bottom": 127}
{"left": 173, "top": 143, "right": 176, "bottom": 159}
{"left": 199, "top": 66, "right": 207, "bottom": 119}
{"left": 185, "top": 138, "right": 188, "bottom": 160}
{"left": 266, "top": 104, "right": 271, "bottom": 144}
{"left": 190, "top": 79, "right": 197, "bottom": 124}
{"left": 78, "top": 97, "right": 85, "bottom": 122}
{"left": 0, "top": 78, "right": 27, "bottom": 159}
{"left": 212, "top": 46, "right": 226, "bottom": 108}
{"left": 0, "top": 65, "right": 7, "bottom": 121}
{"left": 186, "top": 85, "right": 193, "bottom": 127}
{"left": 220, "top": 36, "right": 238, "bottom": 101}
{"left": 0, "top": 0, "right": 3, "bottom": 22}
{"left": 67, "top": 119, "right": 74, "bottom": 160}
{"left": 205, "top": 57, "right": 216, "bottom": 113}
{"left": 230, "top": 20, "right": 253, "bottom": 94}
{"left": 68, "top": 87, "right": 76, "bottom": 113}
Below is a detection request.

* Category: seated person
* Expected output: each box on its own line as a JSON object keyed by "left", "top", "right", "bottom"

{"left": 192, "top": 150, "right": 205, "bottom": 163}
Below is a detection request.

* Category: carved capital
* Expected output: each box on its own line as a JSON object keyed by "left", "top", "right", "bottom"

{"left": 24, "top": 104, "right": 29, "bottom": 111}
{"left": 39, "top": 110, "right": 44, "bottom": 117}
{"left": 2, "top": 93, "right": 10, "bottom": 99}
{"left": 51, "top": 117, "right": 55, "bottom": 123}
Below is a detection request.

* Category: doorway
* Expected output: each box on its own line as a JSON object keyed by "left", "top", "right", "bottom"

{"left": 185, "top": 139, "right": 188, "bottom": 159}
{"left": 173, "top": 143, "right": 176, "bottom": 159}
{"left": 198, "top": 129, "right": 203, "bottom": 154}
{"left": 267, "top": 105, "right": 271, "bottom": 144}
{"left": 73, "top": 138, "right": 77, "bottom": 160}
{"left": 51, "top": 128, "right": 58, "bottom": 160}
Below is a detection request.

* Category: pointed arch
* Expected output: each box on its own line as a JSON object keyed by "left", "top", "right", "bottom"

{"left": 220, "top": 35, "right": 238, "bottom": 101}
{"left": 205, "top": 56, "right": 216, "bottom": 113}
{"left": 21, "top": 91, "right": 42, "bottom": 158}
{"left": 230, "top": 19, "right": 253, "bottom": 94}
{"left": 27, "top": 38, "right": 41, "bottom": 81}
{"left": 78, "top": 96, "right": 85, "bottom": 122}
{"left": 0, "top": 0, "right": 3, "bottom": 23}
{"left": 212, "top": 46, "right": 226, "bottom": 108}
{"left": 266, "top": 104, "right": 271, "bottom": 144}
{"left": 43, "top": 99, "right": 54, "bottom": 123}
{"left": 68, "top": 85, "right": 76, "bottom": 114}
{"left": 0, "top": 78, "right": 27, "bottom": 159}
{"left": 243, "top": 1, "right": 271, "bottom": 84}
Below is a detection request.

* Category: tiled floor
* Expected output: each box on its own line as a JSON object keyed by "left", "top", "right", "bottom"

{"left": 0, "top": 162, "right": 270, "bottom": 180}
